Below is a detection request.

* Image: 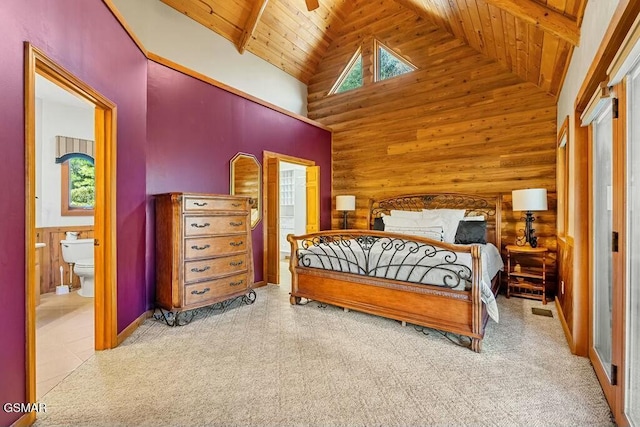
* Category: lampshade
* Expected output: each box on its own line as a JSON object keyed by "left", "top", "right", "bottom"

{"left": 336, "top": 195, "right": 356, "bottom": 211}
{"left": 512, "top": 188, "right": 548, "bottom": 212}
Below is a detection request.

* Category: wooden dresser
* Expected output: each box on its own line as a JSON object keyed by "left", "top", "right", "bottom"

{"left": 155, "top": 193, "right": 255, "bottom": 323}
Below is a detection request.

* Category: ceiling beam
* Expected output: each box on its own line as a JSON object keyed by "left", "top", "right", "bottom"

{"left": 305, "top": 0, "right": 320, "bottom": 12}
{"left": 237, "top": 0, "right": 269, "bottom": 54}
{"left": 481, "top": 0, "right": 580, "bottom": 46}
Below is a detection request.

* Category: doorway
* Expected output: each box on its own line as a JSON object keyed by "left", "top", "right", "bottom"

{"left": 263, "top": 151, "right": 319, "bottom": 285}
{"left": 24, "top": 43, "right": 117, "bottom": 410}
{"left": 34, "top": 74, "right": 96, "bottom": 399}
{"left": 279, "top": 162, "right": 307, "bottom": 262}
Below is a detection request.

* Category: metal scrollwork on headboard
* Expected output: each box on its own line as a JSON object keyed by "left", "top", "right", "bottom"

{"left": 369, "top": 193, "right": 501, "bottom": 248}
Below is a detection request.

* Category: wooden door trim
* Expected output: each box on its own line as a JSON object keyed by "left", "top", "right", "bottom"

{"left": 262, "top": 151, "right": 315, "bottom": 285}
{"left": 612, "top": 79, "right": 628, "bottom": 425}
{"left": 24, "top": 42, "right": 118, "bottom": 412}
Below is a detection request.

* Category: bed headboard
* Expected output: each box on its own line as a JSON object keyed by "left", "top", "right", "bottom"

{"left": 369, "top": 193, "right": 502, "bottom": 249}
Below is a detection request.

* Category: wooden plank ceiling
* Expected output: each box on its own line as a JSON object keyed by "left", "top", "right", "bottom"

{"left": 161, "top": 0, "right": 586, "bottom": 97}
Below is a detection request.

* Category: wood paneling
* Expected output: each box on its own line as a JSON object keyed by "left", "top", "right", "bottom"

{"left": 160, "top": 0, "right": 356, "bottom": 83}
{"left": 556, "top": 237, "right": 574, "bottom": 339}
{"left": 159, "top": 0, "right": 586, "bottom": 95}
{"left": 36, "top": 226, "right": 94, "bottom": 294}
{"left": 309, "top": 0, "right": 557, "bottom": 258}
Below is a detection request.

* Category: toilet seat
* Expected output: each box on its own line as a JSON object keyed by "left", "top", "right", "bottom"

{"left": 75, "top": 258, "right": 94, "bottom": 268}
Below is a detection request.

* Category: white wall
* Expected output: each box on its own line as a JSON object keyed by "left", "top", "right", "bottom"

{"left": 557, "top": 0, "right": 619, "bottom": 236}
{"left": 557, "top": 0, "right": 620, "bottom": 124}
{"left": 36, "top": 96, "right": 95, "bottom": 228}
{"left": 111, "top": 0, "right": 308, "bottom": 116}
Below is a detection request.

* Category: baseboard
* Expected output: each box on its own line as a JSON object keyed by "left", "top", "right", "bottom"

{"left": 10, "top": 411, "right": 35, "bottom": 427}
{"left": 253, "top": 280, "right": 267, "bottom": 288}
{"left": 117, "top": 309, "right": 153, "bottom": 345}
{"left": 555, "top": 297, "right": 577, "bottom": 354}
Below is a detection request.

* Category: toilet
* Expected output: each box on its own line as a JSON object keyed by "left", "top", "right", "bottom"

{"left": 60, "top": 238, "right": 95, "bottom": 297}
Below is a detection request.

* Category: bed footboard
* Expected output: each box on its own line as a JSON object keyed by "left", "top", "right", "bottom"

{"left": 287, "top": 230, "right": 487, "bottom": 352}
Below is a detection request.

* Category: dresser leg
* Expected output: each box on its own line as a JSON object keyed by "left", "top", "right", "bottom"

{"left": 243, "top": 289, "right": 257, "bottom": 305}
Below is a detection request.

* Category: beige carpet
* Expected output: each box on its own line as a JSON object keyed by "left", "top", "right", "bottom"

{"left": 34, "top": 283, "right": 613, "bottom": 427}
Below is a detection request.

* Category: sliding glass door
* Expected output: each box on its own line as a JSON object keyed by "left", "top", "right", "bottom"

{"left": 592, "top": 102, "right": 614, "bottom": 383}
{"left": 625, "top": 62, "right": 640, "bottom": 426}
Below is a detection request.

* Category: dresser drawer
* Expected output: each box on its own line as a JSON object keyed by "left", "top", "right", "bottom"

{"left": 184, "top": 215, "right": 247, "bottom": 237}
{"left": 184, "top": 273, "right": 249, "bottom": 305}
{"left": 183, "top": 254, "right": 248, "bottom": 284}
{"left": 183, "top": 196, "right": 247, "bottom": 212}
{"left": 184, "top": 235, "right": 247, "bottom": 259}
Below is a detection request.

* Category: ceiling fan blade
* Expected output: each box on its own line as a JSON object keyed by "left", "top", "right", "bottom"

{"left": 305, "top": 0, "right": 319, "bottom": 11}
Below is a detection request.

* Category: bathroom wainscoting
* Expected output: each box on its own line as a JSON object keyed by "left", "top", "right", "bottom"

{"left": 36, "top": 226, "right": 94, "bottom": 294}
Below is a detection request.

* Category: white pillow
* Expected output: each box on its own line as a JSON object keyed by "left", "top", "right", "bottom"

{"left": 382, "top": 215, "right": 420, "bottom": 228}
{"left": 384, "top": 225, "right": 444, "bottom": 241}
{"left": 389, "top": 209, "right": 423, "bottom": 220}
{"left": 422, "top": 209, "right": 466, "bottom": 243}
{"left": 461, "top": 215, "right": 485, "bottom": 221}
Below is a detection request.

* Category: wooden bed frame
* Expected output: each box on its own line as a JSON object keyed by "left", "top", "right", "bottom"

{"left": 286, "top": 193, "right": 502, "bottom": 352}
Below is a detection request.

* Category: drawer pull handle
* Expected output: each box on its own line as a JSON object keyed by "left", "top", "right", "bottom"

{"left": 229, "top": 260, "right": 243, "bottom": 267}
{"left": 232, "top": 203, "right": 242, "bottom": 207}
{"left": 191, "top": 266, "right": 211, "bottom": 273}
{"left": 229, "top": 280, "right": 244, "bottom": 287}
{"left": 229, "top": 241, "right": 244, "bottom": 247}
{"left": 194, "top": 202, "right": 208, "bottom": 207}
{"left": 191, "top": 287, "right": 210, "bottom": 295}
{"left": 191, "top": 244, "right": 210, "bottom": 251}
{"left": 191, "top": 222, "right": 210, "bottom": 228}
{"left": 229, "top": 221, "right": 243, "bottom": 227}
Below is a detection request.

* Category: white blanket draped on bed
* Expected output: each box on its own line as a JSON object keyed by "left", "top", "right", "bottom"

{"left": 296, "top": 237, "right": 503, "bottom": 322}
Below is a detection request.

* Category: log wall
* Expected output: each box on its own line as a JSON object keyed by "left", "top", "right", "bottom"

{"left": 308, "top": 0, "right": 558, "bottom": 288}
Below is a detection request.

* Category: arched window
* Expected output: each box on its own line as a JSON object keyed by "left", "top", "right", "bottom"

{"left": 55, "top": 136, "right": 95, "bottom": 216}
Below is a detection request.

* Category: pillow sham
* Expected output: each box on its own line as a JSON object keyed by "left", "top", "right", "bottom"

{"left": 389, "top": 209, "right": 424, "bottom": 220}
{"left": 422, "top": 209, "right": 466, "bottom": 243}
{"left": 461, "top": 215, "right": 485, "bottom": 221}
{"left": 382, "top": 214, "right": 444, "bottom": 228}
{"left": 384, "top": 225, "right": 444, "bottom": 241}
{"left": 382, "top": 214, "right": 419, "bottom": 228}
{"left": 454, "top": 220, "right": 487, "bottom": 244}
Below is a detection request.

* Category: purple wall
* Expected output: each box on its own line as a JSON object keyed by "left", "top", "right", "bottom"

{"left": 146, "top": 61, "right": 332, "bottom": 287}
{"left": 0, "top": 2, "right": 330, "bottom": 424}
{"left": 0, "top": 1, "right": 147, "bottom": 424}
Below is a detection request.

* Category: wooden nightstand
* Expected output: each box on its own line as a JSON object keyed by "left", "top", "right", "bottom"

{"left": 505, "top": 244, "right": 548, "bottom": 304}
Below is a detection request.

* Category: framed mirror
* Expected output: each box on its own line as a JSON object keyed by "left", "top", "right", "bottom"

{"left": 230, "top": 152, "right": 262, "bottom": 229}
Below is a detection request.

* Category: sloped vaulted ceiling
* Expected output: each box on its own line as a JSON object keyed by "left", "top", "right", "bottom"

{"left": 161, "top": 0, "right": 586, "bottom": 97}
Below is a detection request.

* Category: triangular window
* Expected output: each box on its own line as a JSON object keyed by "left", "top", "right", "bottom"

{"left": 329, "top": 48, "right": 362, "bottom": 95}
{"left": 375, "top": 40, "right": 416, "bottom": 82}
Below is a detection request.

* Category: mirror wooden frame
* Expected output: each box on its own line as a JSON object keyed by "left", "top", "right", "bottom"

{"left": 230, "top": 152, "right": 262, "bottom": 229}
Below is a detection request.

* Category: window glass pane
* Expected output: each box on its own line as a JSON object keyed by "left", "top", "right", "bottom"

{"left": 378, "top": 46, "right": 414, "bottom": 81}
{"left": 69, "top": 157, "right": 95, "bottom": 208}
{"left": 592, "top": 103, "right": 613, "bottom": 377}
{"left": 336, "top": 55, "right": 362, "bottom": 94}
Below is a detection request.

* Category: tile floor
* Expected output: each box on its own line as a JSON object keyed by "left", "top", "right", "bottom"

{"left": 36, "top": 290, "right": 94, "bottom": 399}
